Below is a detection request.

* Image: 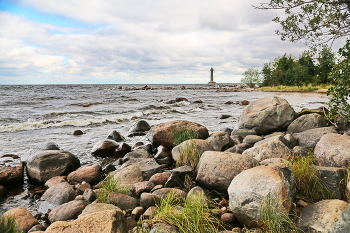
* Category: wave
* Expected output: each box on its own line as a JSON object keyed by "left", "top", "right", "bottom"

{"left": 0, "top": 111, "right": 150, "bottom": 132}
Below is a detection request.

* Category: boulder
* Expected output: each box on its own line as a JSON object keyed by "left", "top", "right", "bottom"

{"left": 148, "top": 120, "right": 209, "bottom": 149}
{"left": 314, "top": 133, "right": 350, "bottom": 167}
{"left": 196, "top": 151, "right": 259, "bottom": 194}
{"left": 238, "top": 96, "right": 296, "bottom": 135}
{"left": 120, "top": 158, "right": 163, "bottom": 181}
{"left": 152, "top": 188, "right": 187, "bottom": 202}
{"left": 79, "top": 203, "right": 120, "bottom": 218}
{"left": 107, "top": 192, "right": 139, "bottom": 211}
{"left": 46, "top": 209, "right": 128, "bottom": 233}
{"left": 254, "top": 135, "right": 287, "bottom": 147}
{"left": 48, "top": 200, "right": 89, "bottom": 223}
{"left": 172, "top": 139, "right": 214, "bottom": 165}
{"left": 3, "top": 207, "right": 38, "bottom": 232}
{"left": 0, "top": 157, "right": 24, "bottom": 186}
{"left": 91, "top": 139, "right": 119, "bottom": 157}
{"left": 106, "top": 130, "right": 125, "bottom": 142}
{"left": 164, "top": 166, "right": 195, "bottom": 188}
{"left": 315, "top": 166, "right": 346, "bottom": 199}
{"left": 206, "top": 131, "right": 234, "bottom": 151}
{"left": 297, "top": 199, "right": 350, "bottom": 232}
{"left": 149, "top": 172, "right": 172, "bottom": 186}
{"left": 224, "top": 143, "right": 252, "bottom": 154}
{"left": 131, "top": 181, "right": 155, "bottom": 197}
{"left": 128, "top": 120, "right": 151, "bottom": 134}
{"left": 287, "top": 113, "right": 328, "bottom": 134}
{"left": 150, "top": 223, "right": 179, "bottom": 233}
{"left": 112, "top": 164, "right": 144, "bottom": 188}
{"left": 293, "top": 126, "right": 338, "bottom": 148}
{"left": 292, "top": 146, "right": 309, "bottom": 157}
{"left": 114, "top": 143, "right": 132, "bottom": 158}
{"left": 228, "top": 163, "right": 296, "bottom": 228}
{"left": 67, "top": 163, "right": 101, "bottom": 185}
{"left": 38, "top": 182, "right": 77, "bottom": 214}
{"left": 140, "top": 192, "right": 160, "bottom": 209}
{"left": 26, "top": 150, "right": 80, "bottom": 183}
{"left": 44, "top": 176, "right": 66, "bottom": 188}
{"left": 122, "top": 149, "right": 153, "bottom": 162}
{"left": 231, "top": 129, "right": 257, "bottom": 138}
{"left": 242, "top": 140, "right": 292, "bottom": 162}
{"left": 242, "top": 135, "right": 263, "bottom": 145}
{"left": 154, "top": 145, "right": 173, "bottom": 166}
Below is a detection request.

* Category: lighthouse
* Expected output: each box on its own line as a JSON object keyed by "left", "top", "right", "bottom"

{"left": 208, "top": 67, "right": 216, "bottom": 85}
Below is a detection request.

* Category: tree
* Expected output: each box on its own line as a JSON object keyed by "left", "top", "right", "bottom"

{"left": 241, "top": 67, "right": 263, "bottom": 88}
{"left": 317, "top": 46, "right": 336, "bottom": 84}
{"left": 254, "top": 0, "right": 350, "bottom": 48}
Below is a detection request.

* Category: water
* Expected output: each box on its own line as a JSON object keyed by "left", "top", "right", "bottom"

{"left": 0, "top": 84, "right": 329, "bottom": 214}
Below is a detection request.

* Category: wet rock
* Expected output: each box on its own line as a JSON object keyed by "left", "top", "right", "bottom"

{"left": 206, "top": 131, "right": 234, "bottom": 151}
{"left": 287, "top": 113, "right": 328, "bottom": 134}
{"left": 73, "top": 130, "right": 84, "bottom": 135}
{"left": 224, "top": 143, "right": 252, "bottom": 154}
{"left": 48, "top": 200, "right": 89, "bottom": 223}
{"left": 242, "top": 140, "right": 292, "bottom": 162}
{"left": 228, "top": 163, "right": 296, "bottom": 228}
{"left": 91, "top": 139, "right": 119, "bottom": 157}
{"left": 46, "top": 209, "right": 128, "bottom": 233}
{"left": 164, "top": 166, "right": 195, "bottom": 188}
{"left": 44, "top": 142, "right": 60, "bottom": 150}
{"left": 225, "top": 101, "right": 233, "bottom": 104}
{"left": 148, "top": 120, "right": 209, "bottom": 149}
{"left": 293, "top": 126, "right": 338, "bottom": 148}
{"left": 107, "top": 192, "right": 139, "bottom": 211}
{"left": 106, "top": 130, "right": 125, "bottom": 142}
{"left": 314, "top": 133, "right": 350, "bottom": 167}
{"left": 175, "top": 98, "right": 188, "bottom": 102}
{"left": 297, "top": 199, "right": 350, "bottom": 232}
{"left": 128, "top": 120, "right": 151, "bottom": 134}
{"left": 131, "top": 181, "right": 155, "bottom": 197}
{"left": 3, "top": 207, "right": 38, "bottom": 232}
{"left": 0, "top": 157, "right": 24, "bottom": 186}
{"left": 172, "top": 139, "right": 214, "bottom": 165}
{"left": 114, "top": 143, "right": 132, "bottom": 158}
{"left": 27, "top": 150, "right": 80, "bottom": 183}
{"left": 196, "top": 151, "right": 259, "bottom": 194}
{"left": 38, "top": 182, "right": 77, "bottom": 214}
{"left": 238, "top": 96, "right": 296, "bottom": 135}
{"left": 67, "top": 163, "right": 102, "bottom": 185}
{"left": 149, "top": 172, "right": 172, "bottom": 186}
{"left": 239, "top": 100, "right": 250, "bottom": 105}
{"left": 193, "top": 99, "right": 203, "bottom": 103}
{"left": 44, "top": 176, "right": 67, "bottom": 188}
{"left": 122, "top": 149, "right": 152, "bottom": 162}
{"left": 219, "top": 114, "right": 231, "bottom": 119}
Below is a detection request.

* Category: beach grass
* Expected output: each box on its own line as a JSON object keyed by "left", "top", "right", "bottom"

{"left": 171, "top": 127, "right": 199, "bottom": 147}
{"left": 0, "top": 215, "right": 23, "bottom": 233}
{"left": 259, "top": 85, "right": 331, "bottom": 92}
{"left": 96, "top": 175, "right": 131, "bottom": 203}
{"left": 176, "top": 140, "right": 202, "bottom": 171}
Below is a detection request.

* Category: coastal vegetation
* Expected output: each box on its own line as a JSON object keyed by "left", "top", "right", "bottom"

{"left": 0, "top": 215, "right": 23, "bottom": 233}
{"left": 171, "top": 127, "right": 199, "bottom": 147}
{"left": 95, "top": 175, "right": 131, "bottom": 204}
{"left": 176, "top": 140, "right": 202, "bottom": 171}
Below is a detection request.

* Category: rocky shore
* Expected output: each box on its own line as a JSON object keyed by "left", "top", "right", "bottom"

{"left": 1, "top": 95, "right": 350, "bottom": 233}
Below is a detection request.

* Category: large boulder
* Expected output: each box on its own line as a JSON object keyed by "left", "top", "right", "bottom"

{"left": 228, "top": 163, "right": 296, "bottom": 228}
{"left": 315, "top": 166, "right": 346, "bottom": 199}
{"left": 128, "top": 120, "right": 151, "bottom": 134}
{"left": 26, "top": 150, "right": 80, "bottom": 183}
{"left": 48, "top": 200, "right": 89, "bottom": 223}
{"left": 91, "top": 139, "right": 119, "bottom": 157}
{"left": 0, "top": 156, "right": 24, "bottom": 186}
{"left": 2, "top": 207, "right": 38, "bottom": 232}
{"left": 238, "top": 96, "right": 296, "bottom": 135}
{"left": 297, "top": 199, "right": 350, "bottom": 232}
{"left": 79, "top": 203, "right": 121, "bottom": 218}
{"left": 112, "top": 164, "right": 144, "bottom": 188}
{"left": 242, "top": 140, "right": 292, "bottom": 162}
{"left": 314, "top": 133, "right": 350, "bottom": 167}
{"left": 67, "top": 163, "right": 102, "bottom": 185}
{"left": 122, "top": 149, "right": 153, "bottom": 162}
{"left": 287, "top": 113, "right": 328, "bottom": 134}
{"left": 196, "top": 151, "right": 259, "bottom": 194}
{"left": 172, "top": 139, "right": 214, "bottom": 165}
{"left": 147, "top": 120, "right": 209, "bottom": 149}
{"left": 38, "top": 182, "right": 77, "bottom": 214}
{"left": 293, "top": 126, "right": 338, "bottom": 148}
{"left": 119, "top": 158, "right": 163, "bottom": 181}
{"left": 45, "top": 209, "right": 128, "bottom": 233}
{"left": 206, "top": 131, "right": 234, "bottom": 151}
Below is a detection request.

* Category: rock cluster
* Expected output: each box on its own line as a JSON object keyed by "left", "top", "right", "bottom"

{"left": 1, "top": 96, "right": 350, "bottom": 233}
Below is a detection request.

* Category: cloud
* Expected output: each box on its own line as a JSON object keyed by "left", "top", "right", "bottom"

{"left": 0, "top": 0, "right": 310, "bottom": 84}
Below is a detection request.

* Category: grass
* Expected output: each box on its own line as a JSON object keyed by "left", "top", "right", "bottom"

{"left": 95, "top": 175, "right": 131, "bottom": 203}
{"left": 0, "top": 215, "right": 23, "bottom": 233}
{"left": 259, "top": 193, "right": 299, "bottom": 233}
{"left": 150, "top": 190, "right": 223, "bottom": 233}
{"left": 259, "top": 85, "right": 331, "bottom": 92}
{"left": 288, "top": 154, "right": 336, "bottom": 202}
{"left": 176, "top": 140, "right": 202, "bottom": 171}
{"left": 171, "top": 127, "right": 199, "bottom": 147}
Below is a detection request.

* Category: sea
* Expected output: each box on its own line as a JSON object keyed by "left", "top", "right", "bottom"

{"left": 0, "top": 84, "right": 329, "bottom": 215}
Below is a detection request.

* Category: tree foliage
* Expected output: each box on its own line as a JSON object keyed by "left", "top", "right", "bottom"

{"left": 255, "top": 0, "right": 350, "bottom": 48}
{"left": 241, "top": 67, "right": 263, "bottom": 87}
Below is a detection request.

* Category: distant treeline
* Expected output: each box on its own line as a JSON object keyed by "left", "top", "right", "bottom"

{"left": 261, "top": 46, "right": 335, "bottom": 86}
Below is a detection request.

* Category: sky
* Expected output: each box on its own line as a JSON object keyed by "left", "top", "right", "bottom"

{"left": 0, "top": 0, "right": 311, "bottom": 84}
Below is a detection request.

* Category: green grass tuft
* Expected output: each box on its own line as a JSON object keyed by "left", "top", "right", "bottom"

{"left": 171, "top": 127, "right": 199, "bottom": 147}
{"left": 259, "top": 193, "right": 299, "bottom": 233}
{"left": 288, "top": 154, "right": 336, "bottom": 202}
{"left": 96, "top": 175, "right": 131, "bottom": 203}
{"left": 176, "top": 140, "right": 202, "bottom": 171}
{"left": 151, "top": 191, "right": 223, "bottom": 233}
{"left": 0, "top": 215, "right": 24, "bottom": 233}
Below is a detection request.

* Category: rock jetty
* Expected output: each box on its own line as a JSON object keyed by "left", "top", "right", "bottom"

{"left": 1, "top": 95, "right": 350, "bottom": 233}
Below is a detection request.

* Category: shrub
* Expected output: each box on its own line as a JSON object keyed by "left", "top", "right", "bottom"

{"left": 171, "top": 127, "right": 199, "bottom": 147}
{"left": 259, "top": 193, "right": 299, "bottom": 233}
{"left": 176, "top": 140, "right": 202, "bottom": 171}
{"left": 151, "top": 191, "right": 223, "bottom": 233}
{"left": 288, "top": 154, "right": 336, "bottom": 202}
{"left": 96, "top": 175, "right": 131, "bottom": 203}
{"left": 0, "top": 215, "right": 23, "bottom": 233}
